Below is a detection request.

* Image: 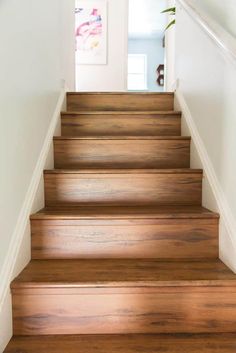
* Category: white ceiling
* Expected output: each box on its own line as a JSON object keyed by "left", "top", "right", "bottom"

{"left": 129, "top": 0, "right": 168, "bottom": 39}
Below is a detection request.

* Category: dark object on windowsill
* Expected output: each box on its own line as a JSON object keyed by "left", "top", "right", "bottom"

{"left": 156, "top": 64, "right": 165, "bottom": 87}
{"left": 162, "top": 36, "right": 165, "bottom": 48}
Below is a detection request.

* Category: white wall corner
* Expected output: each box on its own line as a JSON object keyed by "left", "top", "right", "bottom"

{"left": 174, "top": 88, "right": 236, "bottom": 273}
{"left": 171, "top": 78, "right": 179, "bottom": 92}
{"left": 123, "top": 0, "right": 129, "bottom": 91}
{"left": 0, "top": 87, "right": 66, "bottom": 352}
{"left": 164, "top": 0, "right": 176, "bottom": 92}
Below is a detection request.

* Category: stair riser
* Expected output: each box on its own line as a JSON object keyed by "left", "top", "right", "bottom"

{"left": 13, "top": 287, "right": 236, "bottom": 335}
{"left": 31, "top": 219, "right": 218, "bottom": 259}
{"left": 67, "top": 93, "right": 174, "bottom": 111}
{"left": 61, "top": 114, "right": 181, "bottom": 136}
{"left": 54, "top": 140, "right": 190, "bottom": 169}
{"left": 44, "top": 173, "right": 202, "bottom": 207}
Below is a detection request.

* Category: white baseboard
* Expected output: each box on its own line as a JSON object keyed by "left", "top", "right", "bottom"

{"left": 175, "top": 88, "right": 236, "bottom": 272}
{"left": 0, "top": 291, "right": 12, "bottom": 353}
{"left": 0, "top": 87, "right": 66, "bottom": 352}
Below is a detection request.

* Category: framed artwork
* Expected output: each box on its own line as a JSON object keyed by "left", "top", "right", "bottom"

{"left": 75, "top": 0, "right": 107, "bottom": 65}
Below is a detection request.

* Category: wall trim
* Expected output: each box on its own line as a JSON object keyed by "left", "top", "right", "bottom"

{"left": 175, "top": 88, "right": 236, "bottom": 272}
{"left": 0, "top": 87, "right": 66, "bottom": 312}
{"left": 176, "top": 0, "right": 236, "bottom": 69}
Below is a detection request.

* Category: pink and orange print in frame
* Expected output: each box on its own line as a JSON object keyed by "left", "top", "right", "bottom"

{"left": 75, "top": 1, "right": 107, "bottom": 64}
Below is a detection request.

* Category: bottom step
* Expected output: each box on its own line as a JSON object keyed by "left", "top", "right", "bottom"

{"left": 4, "top": 334, "right": 236, "bottom": 353}
{"left": 11, "top": 259, "right": 236, "bottom": 335}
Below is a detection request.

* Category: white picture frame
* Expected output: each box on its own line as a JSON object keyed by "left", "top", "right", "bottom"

{"left": 75, "top": 0, "right": 107, "bottom": 65}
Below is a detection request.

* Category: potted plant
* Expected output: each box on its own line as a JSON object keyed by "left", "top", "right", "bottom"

{"left": 161, "top": 7, "right": 176, "bottom": 30}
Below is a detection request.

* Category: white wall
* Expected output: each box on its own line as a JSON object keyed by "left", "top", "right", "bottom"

{"left": 128, "top": 0, "right": 167, "bottom": 38}
{"left": 164, "top": 0, "right": 176, "bottom": 91}
{"left": 76, "top": 0, "right": 128, "bottom": 91}
{"left": 128, "top": 38, "right": 164, "bottom": 92}
{"left": 0, "top": 1, "right": 74, "bottom": 351}
{"left": 175, "top": 2, "right": 236, "bottom": 271}
{"left": 190, "top": 0, "right": 236, "bottom": 38}
{"left": 61, "top": 0, "right": 76, "bottom": 90}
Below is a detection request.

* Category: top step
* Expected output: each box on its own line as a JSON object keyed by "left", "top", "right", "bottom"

{"left": 67, "top": 92, "right": 174, "bottom": 112}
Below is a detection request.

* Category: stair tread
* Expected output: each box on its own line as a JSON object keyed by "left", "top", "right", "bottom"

{"left": 11, "top": 259, "right": 236, "bottom": 288}
{"left": 62, "top": 110, "right": 181, "bottom": 115}
{"left": 31, "top": 205, "right": 219, "bottom": 220}
{"left": 44, "top": 168, "right": 203, "bottom": 174}
{"left": 67, "top": 92, "right": 174, "bottom": 95}
{"left": 54, "top": 136, "right": 190, "bottom": 140}
{"left": 5, "top": 334, "right": 236, "bottom": 353}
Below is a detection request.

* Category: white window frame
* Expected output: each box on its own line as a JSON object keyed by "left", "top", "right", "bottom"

{"left": 127, "top": 54, "right": 147, "bottom": 91}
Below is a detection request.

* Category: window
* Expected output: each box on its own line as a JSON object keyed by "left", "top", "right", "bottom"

{"left": 128, "top": 54, "right": 147, "bottom": 91}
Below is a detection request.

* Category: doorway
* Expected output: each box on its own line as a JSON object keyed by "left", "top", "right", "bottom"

{"left": 128, "top": 0, "right": 167, "bottom": 92}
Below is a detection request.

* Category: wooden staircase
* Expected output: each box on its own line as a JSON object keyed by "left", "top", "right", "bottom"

{"left": 5, "top": 92, "right": 236, "bottom": 352}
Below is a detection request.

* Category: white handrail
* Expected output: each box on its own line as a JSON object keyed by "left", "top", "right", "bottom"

{"left": 176, "top": 0, "right": 236, "bottom": 67}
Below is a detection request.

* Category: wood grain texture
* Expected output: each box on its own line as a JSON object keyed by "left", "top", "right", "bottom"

{"left": 7, "top": 90, "right": 235, "bottom": 343}
{"left": 11, "top": 260, "right": 236, "bottom": 335}
{"left": 31, "top": 217, "right": 218, "bottom": 260}
{"left": 12, "top": 289, "right": 236, "bottom": 335}
{"left": 61, "top": 111, "right": 181, "bottom": 137}
{"left": 54, "top": 137, "right": 190, "bottom": 169}
{"left": 11, "top": 259, "right": 236, "bottom": 288}
{"left": 31, "top": 205, "right": 219, "bottom": 220}
{"left": 66, "top": 93, "right": 174, "bottom": 111}
{"left": 44, "top": 169, "right": 203, "bottom": 207}
{"left": 4, "top": 334, "right": 236, "bottom": 353}
{"left": 12, "top": 260, "right": 236, "bottom": 335}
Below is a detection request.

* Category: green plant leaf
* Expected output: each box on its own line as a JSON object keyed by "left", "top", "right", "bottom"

{"left": 161, "top": 7, "right": 176, "bottom": 14}
{"left": 165, "top": 19, "right": 175, "bottom": 31}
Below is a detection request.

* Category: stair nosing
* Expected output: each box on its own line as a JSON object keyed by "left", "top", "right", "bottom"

{"left": 30, "top": 206, "right": 219, "bottom": 220}
{"left": 61, "top": 110, "right": 181, "bottom": 116}
{"left": 11, "top": 280, "right": 236, "bottom": 290}
{"left": 67, "top": 92, "right": 174, "bottom": 96}
{"left": 44, "top": 168, "right": 203, "bottom": 175}
{"left": 53, "top": 136, "right": 190, "bottom": 141}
